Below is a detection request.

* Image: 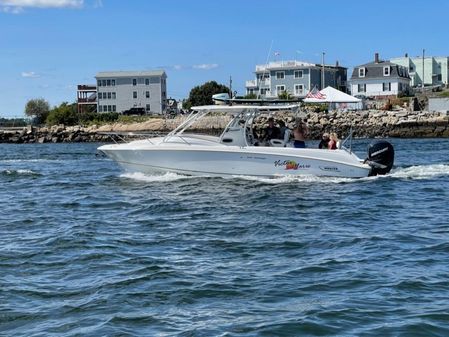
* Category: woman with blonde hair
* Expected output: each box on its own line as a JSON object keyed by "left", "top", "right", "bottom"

{"left": 328, "top": 132, "right": 339, "bottom": 150}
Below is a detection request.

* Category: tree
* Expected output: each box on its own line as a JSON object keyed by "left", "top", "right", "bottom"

{"left": 184, "top": 81, "right": 230, "bottom": 109}
{"left": 46, "top": 102, "right": 79, "bottom": 126}
{"left": 244, "top": 93, "right": 258, "bottom": 99}
{"left": 278, "top": 90, "right": 293, "bottom": 100}
{"left": 25, "top": 98, "right": 50, "bottom": 124}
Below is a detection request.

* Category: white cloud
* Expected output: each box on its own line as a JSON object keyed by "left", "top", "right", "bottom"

{"left": 192, "top": 63, "right": 218, "bottom": 70}
{"left": 0, "top": 0, "right": 83, "bottom": 12}
{"left": 21, "top": 71, "right": 40, "bottom": 78}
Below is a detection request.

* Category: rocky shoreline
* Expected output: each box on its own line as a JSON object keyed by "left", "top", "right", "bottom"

{"left": 1, "top": 109, "right": 448, "bottom": 144}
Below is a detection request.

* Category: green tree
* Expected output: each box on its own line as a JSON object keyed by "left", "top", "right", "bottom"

{"left": 244, "top": 93, "right": 258, "bottom": 99}
{"left": 25, "top": 98, "right": 50, "bottom": 124}
{"left": 184, "top": 81, "right": 230, "bottom": 109}
{"left": 278, "top": 90, "right": 293, "bottom": 100}
{"left": 46, "top": 102, "right": 79, "bottom": 126}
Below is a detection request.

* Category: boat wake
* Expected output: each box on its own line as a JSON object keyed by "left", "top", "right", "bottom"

{"left": 120, "top": 171, "right": 193, "bottom": 182}
{"left": 0, "top": 169, "right": 40, "bottom": 177}
{"left": 118, "top": 164, "right": 449, "bottom": 185}
{"left": 388, "top": 164, "right": 449, "bottom": 180}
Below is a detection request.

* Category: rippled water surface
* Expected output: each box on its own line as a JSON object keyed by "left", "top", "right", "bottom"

{"left": 1, "top": 139, "right": 449, "bottom": 336}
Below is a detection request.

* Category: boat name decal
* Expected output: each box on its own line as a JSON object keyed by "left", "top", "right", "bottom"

{"left": 274, "top": 160, "right": 310, "bottom": 170}
{"left": 319, "top": 166, "right": 340, "bottom": 172}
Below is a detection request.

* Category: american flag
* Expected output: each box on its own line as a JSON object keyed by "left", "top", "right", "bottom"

{"left": 305, "top": 86, "right": 326, "bottom": 99}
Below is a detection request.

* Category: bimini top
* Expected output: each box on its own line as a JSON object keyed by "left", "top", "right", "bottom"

{"left": 191, "top": 104, "right": 301, "bottom": 113}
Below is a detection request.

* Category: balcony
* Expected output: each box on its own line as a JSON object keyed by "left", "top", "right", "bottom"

{"left": 245, "top": 80, "right": 258, "bottom": 88}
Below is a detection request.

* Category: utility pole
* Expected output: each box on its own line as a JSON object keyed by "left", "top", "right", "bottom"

{"left": 321, "top": 52, "right": 325, "bottom": 90}
{"left": 229, "top": 76, "right": 233, "bottom": 98}
{"left": 422, "top": 49, "right": 425, "bottom": 90}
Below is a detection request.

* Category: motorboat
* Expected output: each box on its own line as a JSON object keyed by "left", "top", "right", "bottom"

{"left": 97, "top": 104, "right": 394, "bottom": 178}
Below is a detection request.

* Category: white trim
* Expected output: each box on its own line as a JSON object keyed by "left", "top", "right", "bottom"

{"left": 383, "top": 66, "right": 390, "bottom": 76}
{"left": 294, "top": 70, "right": 303, "bottom": 78}
{"left": 294, "top": 84, "right": 304, "bottom": 95}
{"left": 359, "top": 68, "right": 365, "bottom": 77}
{"left": 276, "top": 71, "right": 285, "bottom": 80}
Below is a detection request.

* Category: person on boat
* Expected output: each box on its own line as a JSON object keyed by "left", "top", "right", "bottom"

{"left": 293, "top": 119, "right": 308, "bottom": 148}
{"left": 318, "top": 132, "right": 330, "bottom": 149}
{"left": 263, "top": 117, "right": 281, "bottom": 142}
{"left": 278, "top": 120, "right": 291, "bottom": 143}
{"left": 328, "top": 132, "right": 339, "bottom": 150}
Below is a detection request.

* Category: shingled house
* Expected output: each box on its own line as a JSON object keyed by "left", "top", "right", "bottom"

{"left": 350, "top": 53, "right": 411, "bottom": 98}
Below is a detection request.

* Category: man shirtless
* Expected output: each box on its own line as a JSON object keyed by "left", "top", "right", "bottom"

{"left": 293, "top": 120, "right": 309, "bottom": 148}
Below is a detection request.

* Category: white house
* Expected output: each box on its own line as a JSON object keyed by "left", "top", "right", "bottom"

{"left": 350, "top": 53, "right": 411, "bottom": 98}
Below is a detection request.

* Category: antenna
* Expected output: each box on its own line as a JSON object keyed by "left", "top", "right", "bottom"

{"left": 257, "top": 40, "right": 274, "bottom": 99}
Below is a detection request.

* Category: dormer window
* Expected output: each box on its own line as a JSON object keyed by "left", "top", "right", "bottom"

{"left": 383, "top": 66, "right": 390, "bottom": 76}
{"left": 358, "top": 68, "right": 365, "bottom": 77}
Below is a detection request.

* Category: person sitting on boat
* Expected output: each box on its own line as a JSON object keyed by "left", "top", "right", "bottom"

{"left": 293, "top": 120, "right": 308, "bottom": 148}
{"left": 318, "top": 132, "right": 330, "bottom": 149}
{"left": 262, "top": 117, "right": 281, "bottom": 143}
{"left": 328, "top": 132, "right": 339, "bottom": 150}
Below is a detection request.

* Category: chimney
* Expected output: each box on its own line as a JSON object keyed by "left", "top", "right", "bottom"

{"left": 405, "top": 53, "right": 408, "bottom": 58}
{"left": 375, "top": 53, "right": 379, "bottom": 63}
{"left": 335, "top": 60, "right": 339, "bottom": 67}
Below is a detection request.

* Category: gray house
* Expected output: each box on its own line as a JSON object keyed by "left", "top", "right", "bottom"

{"left": 350, "top": 54, "right": 411, "bottom": 98}
{"left": 245, "top": 60, "right": 347, "bottom": 98}
{"left": 95, "top": 70, "right": 167, "bottom": 114}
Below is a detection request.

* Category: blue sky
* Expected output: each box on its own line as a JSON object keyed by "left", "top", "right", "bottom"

{"left": 1, "top": 0, "right": 448, "bottom": 117}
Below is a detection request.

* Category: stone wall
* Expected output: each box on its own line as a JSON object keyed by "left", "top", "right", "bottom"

{"left": 1, "top": 109, "right": 449, "bottom": 144}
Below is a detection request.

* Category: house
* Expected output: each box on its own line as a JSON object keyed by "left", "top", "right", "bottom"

{"left": 245, "top": 60, "right": 347, "bottom": 98}
{"left": 390, "top": 54, "right": 449, "bottom": 87}
{"left": 350, "top": 53, "right": 411, "bottom": 98}
{"left": 95, "top": 70, "right": 167, "bottom": 114}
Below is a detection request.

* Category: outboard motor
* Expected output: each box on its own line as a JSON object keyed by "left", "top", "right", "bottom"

{"left": 366, "top": 140, "right": 394, "bottom": 176}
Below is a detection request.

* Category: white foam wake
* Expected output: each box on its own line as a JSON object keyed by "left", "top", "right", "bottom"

{"left": 389, "top": 164, "right": 449, "bottom": 180}
{"left": 120, "top": 171, "right": 193, "bottom": 182}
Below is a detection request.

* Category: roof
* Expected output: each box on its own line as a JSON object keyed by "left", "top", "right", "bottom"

{"left": 350, "top": 60, "right": 410, "bottom": 80}
{"left": 96, "top": 70, "right": 166, "bottom": 78}
{"left": 303, "top": 86, "right": 361, "bottom": 103}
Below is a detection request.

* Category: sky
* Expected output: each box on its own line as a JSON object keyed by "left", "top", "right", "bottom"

{"left": 1, "top": 0, "right": 449, "bottom": 117}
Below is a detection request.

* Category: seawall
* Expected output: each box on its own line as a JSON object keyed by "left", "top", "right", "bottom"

{"left": 1, "top": 109, "right": 448, "bottom": 144}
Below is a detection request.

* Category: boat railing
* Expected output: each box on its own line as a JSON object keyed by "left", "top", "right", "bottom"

{"left": 340, "top": 126, "right": 354, "bottom": 154}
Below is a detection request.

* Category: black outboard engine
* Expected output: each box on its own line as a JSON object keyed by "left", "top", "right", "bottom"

{"left": 366, "top": 140, "right": 394, "bottom": 176}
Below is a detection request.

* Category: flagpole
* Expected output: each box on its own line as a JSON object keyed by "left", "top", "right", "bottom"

{"left": 321, "top": 52, "right": 325, "bottom": 90}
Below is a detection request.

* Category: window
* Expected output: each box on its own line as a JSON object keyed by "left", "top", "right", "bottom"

{"left": 146, "top": 91, "right": 150, "bottom": 98}
{"left": 276, "top": 71, "right": 285, "bottom": 80}
{"left": 260, "top": 88, "right": 270, "bottom": 95}
{"left": 97, "top": 92, "right": 101, "bottom": 100}
{"left": 294, "top": 70, "right": 303, "bottom": 78}
{"left": 145, "top": 78, "right": 150, "bottom": 85}
{"left": 398, "top": 83, "right": 403, "bottom": 91}
{"left": 409, "top": 66, "right": 414, "bottom": 72}
{"left": 112, "top": 92, "right": 116, "bottom": 99}
{"left": 97, "top": 80, "right": 101, "bottom": 87}
{"left": 294, "top": 84, "right": 304, "bottom": 95}
{"left": 98, "top": 105, "right": 102, "bottom": 112}
{"left": 133, "top": 91, "right": 137, "bottom": 99}
{"left": 358, "top": 84, "right": 366, "bottom": 92}
{"left": 107, "top": 79, "right": 111, "bottom": 86}
{"left": 103, "top": 105, "right": 107, "bottom": 111}
{"left": 383, "top": 82, "right": 391, "bottom": 91}
{"left": 133, "top": 78, "right": 137, "bottom": 86}
{"left": 146, "top": 104, "right": 151, "bottom": 111}
{"left": 358, "top": 68, "right": 365, "bottom": 77}
{"left": 112, "top": 79, "right": 115, "bottom": 86}
{"left": 112, "top": 105, "right": 116, "bottom": 112}
{"left": 438, "top": 74, "right": 442, "bottom": 81}
{"left": 276, "top": 85, "right": 285, "bottom": 95}
{"left": 383, "top": 66, "right": 390, "bottom": 76}
{"left": 107, "top": 92, "right": 111, "bottom": 99}
{"left": 108, "top": 105, "right": 112, "bottom": 112}
{"left": 102, "top": 80, "right": 106, "bottom": 86}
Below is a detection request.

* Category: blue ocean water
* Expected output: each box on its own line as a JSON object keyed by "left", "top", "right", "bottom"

{"left": 1, "top": 139, "right": 449, "bottom": 336}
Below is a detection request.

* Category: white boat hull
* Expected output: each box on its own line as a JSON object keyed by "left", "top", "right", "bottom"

{"left": 98, "top": 137, "right": 372, "bottom": 178}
